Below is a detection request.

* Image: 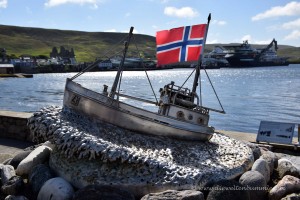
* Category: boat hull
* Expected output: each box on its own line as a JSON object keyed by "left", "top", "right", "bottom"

{"left": 63, "top": 79, "right": 214, "bottom": 141}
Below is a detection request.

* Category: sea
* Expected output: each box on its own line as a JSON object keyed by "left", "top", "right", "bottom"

{"left": 1, "top": 64, "right": 300, "bottom": 135}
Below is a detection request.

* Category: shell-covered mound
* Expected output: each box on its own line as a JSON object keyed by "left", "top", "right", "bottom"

{"left": 28, "top": 106, "right": 254, "bottom": 197}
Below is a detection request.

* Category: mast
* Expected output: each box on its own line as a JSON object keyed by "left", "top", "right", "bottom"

{"left": 192, "top": 13, "right": 211, "bottom": 96}
{"left": 110, "top": 27, "right": 134, "bottom": 99}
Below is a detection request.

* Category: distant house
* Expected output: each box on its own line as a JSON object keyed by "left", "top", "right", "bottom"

{"left": 98, "top": 60, "right": 113, "bottom": 70}
{"left": 0, "top": 64, "right": 15, "bottom": 74}
{"left": 50, "top": 46, "right": 77, "bottom": 65}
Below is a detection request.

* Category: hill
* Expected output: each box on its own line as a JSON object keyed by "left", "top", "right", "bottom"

{"left": 0, "top": 24, "right": 157, "bottom": 62}
{"left": 0, "top": 24, "right": 299, "bottom": 63}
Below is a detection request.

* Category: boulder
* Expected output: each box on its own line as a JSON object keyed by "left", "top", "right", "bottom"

{"left": 1, "top": 176, "right": 24, "bottom": 195}
{"left": 0, "top": 154, "right": 13, "bottom": 165}
{"left": 245, "top": 142, "right": 261, "bottom": 161}
{"left": 9, "top": 151, "right": 32, "bottom": 169}
{"left": 251, "top": 158, "right": 270, "bottom": 183}
{"left": 28, "top": 164, "right": 55, "bottom": 195}
{"left": 4, "top": 195, "right": 29, "bottom": 200}
{"left": 269, "top": 175, "right": 300, "bottom": 200}
{"left": 277, "top": 158, "right": 300, "bottom": 179}
{"left": 2, "top": 158, "right": 12, "bottom": 165}
{"left": 37, "top": 177, "right": 74, "bottom": 200}
{"left": 260, "top": 149, "right": 277, "bottom": 173}
{"left": 281, "top": 193, "right": 300, "bottom": 200}
{"left": 206, "top": 180, "right": 250, "bottom": 200}
{"left": 141, "top": 190, "right": 204, "bottom": 200}
{"left": 239, "top": 170, "right": 267, "bottom": 200}
{"left": 73, "top": 185, "right": 135, "bottom": 200}
{"left": 0, "top": 164, "right": 16, "bottom": 185}
{"left": 16, "top": 146, "right": 51, "bottom": 176}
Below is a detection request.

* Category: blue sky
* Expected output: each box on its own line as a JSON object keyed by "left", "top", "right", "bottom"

{"left": 1, "top": 0, "right": 300, "bottom": 46}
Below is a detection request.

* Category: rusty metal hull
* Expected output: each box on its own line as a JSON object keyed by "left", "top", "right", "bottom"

{"left": 63, "top": 79, "right": 214, "bottom": 141}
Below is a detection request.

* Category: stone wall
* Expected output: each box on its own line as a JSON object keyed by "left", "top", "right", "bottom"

{"left": 0, "top": 110, "right": 32, "bottom": 141}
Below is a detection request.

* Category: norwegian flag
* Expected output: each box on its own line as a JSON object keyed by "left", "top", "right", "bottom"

{"left": 156, "top": 24, "right": 207, "bottom": 66}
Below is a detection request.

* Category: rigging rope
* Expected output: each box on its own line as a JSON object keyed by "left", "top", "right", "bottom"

{"left": 131, "top": 35, "right": 159, "bottom": 104}
{"left": 70, "top": 34, "right": 128, "bottom": 80}
{"left": 203, "top": 68, "right": 225, "bottom": 113}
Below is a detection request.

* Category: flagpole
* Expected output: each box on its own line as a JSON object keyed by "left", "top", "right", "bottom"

{"left": 192, "top": 13, "right": 211, "bottom": 105}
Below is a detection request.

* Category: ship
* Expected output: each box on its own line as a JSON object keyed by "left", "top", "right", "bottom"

{"left": 222, "top": 39, "right": 289, "bottom": 67}
{"left": 63, "top": 16, "right": 225, "bottom": 141}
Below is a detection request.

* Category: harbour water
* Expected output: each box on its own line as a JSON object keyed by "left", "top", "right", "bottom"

{"left": 1, "top": 64, "right": 299, "bottom": 134}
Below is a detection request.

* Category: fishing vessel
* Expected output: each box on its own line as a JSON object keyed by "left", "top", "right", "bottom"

{"left": 63, "top": 16, "right": 225, "bottom": 141}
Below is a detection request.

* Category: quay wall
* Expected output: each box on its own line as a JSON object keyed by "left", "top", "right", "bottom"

{"left": 0, "top": 110, "right": 33, "bottom": 141}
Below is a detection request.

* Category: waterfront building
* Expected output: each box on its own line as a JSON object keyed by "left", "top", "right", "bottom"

{"left": 0, "top": 64, "right": 14, "bottom": 74}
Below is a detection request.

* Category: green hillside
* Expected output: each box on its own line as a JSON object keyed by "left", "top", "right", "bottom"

{"left": 0, "top": 24, "right": 299, "bottom": 63}
{"left": 0, "top": 24, "right": 157, "bottom": 62}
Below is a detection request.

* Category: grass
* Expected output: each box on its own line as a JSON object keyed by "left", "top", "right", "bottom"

{"left": 1, "top": 24, "right": 299, "bottom": 63}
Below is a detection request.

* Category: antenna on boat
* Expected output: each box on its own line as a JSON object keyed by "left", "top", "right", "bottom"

{"left": 192, "top": 13, "right": 211, "bottom": 104}
{"left": 192, "top": 13, "right": 225, "bottom": 114}
{"left": 109, "top": 27, "right": 134, "bottom": 99}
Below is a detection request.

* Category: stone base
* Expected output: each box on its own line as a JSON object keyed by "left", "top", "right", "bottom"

{"left": 29, "top": 106, "right": 254, "bottom": 198}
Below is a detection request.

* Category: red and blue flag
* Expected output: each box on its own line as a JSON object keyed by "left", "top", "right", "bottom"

{"left": 156, "top": 24, "right": 207, "bottom": 66}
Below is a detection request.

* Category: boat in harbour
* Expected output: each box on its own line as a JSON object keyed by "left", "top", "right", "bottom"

{"left": 63, "top": 16, "right": 225, "bottom": 141}
{"left": 222, "top": 39, "right": 289, "bottom": 67}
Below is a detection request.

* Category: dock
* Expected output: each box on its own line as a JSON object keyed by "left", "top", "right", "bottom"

{"left": 0, "top": 73, "right": 33, "bottom": 78}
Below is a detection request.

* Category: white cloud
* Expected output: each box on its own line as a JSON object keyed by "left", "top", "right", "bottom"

{"left": 284, "top": 30, "right": 300, "bottom": 40}
{"left": 104, "top": 29, "right": 139, "bottom": 34}
{"left": 241, "top": 35, "right": 252, "bottom": 42}
{"left": 125, "top": 12, "right": 131, "bottom": 17}
{"left": 211, "top": 20, "right": 227, "bottom": 26}
{"left": 282, "top": 18, "right": 300, "bottom": 29}
{"left": 0, "top": 0, "right": 7, "bottom": 8}
{"left": 238, "top": 35, "right": 274, "bottom": 44}
{"left": 207, "top": 39, "right": 218, "bottom": 44}
{"left": 164, "top": 6, "right": 198, "bottom": 18}
{"left": 252, "top": 1, "right": 300, "bottom": 21}
{"left": 253, "top": 39, "right": 273, "bottom": 45}
{"left": 104, "top": 29, "right": 117, "bottom": 32}
{"left": 44, "top": 0, "right": 102, "bottom": 8}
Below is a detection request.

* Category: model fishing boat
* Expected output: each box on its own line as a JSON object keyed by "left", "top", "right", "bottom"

{"left": 63, "top": 14, "right": 225, "bottom": 141}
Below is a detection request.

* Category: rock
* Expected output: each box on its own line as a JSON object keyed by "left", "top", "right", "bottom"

{"left": 275, "top": 153, "right": 300, "bottom": 169}
{"left": 239, "top": 170, "right": 267, "bottom": 200}
{"left": 245, "top": 142, "right": 261, "bottom": 161}
{"left": 140, "top": 190, "right": 204, "bottom": 200}
{"left": 16, "top": 146, "right": 51, "bottom": 176}
{"left": 206, "top": 179, "right": 250, "bottom": 200}
{"left": 0, "top": 164, "right": 16, "bottom": 185}
{"left": 269, "top": 175, "right": 300, "bottom": 200}
{"left": 2, "top": 158, "right": 12, "bottom": 165}
{"left": 28, "top": 164, "right": 55, "bottom": 195}
{"left": 37, "top": 177, "right": 74, "bottom": 200}
{"left": 9, "top": 151, "right": 32, "bottom": 169}
{"left": 1, "top": 176, "right": 24, "bottom": 195}
{"left": 281, "top": 193, "right": 300, "bottom": 200}
{"left": 260, "top": 149, "right": 277, "bottom": 173}
{"left": 277, "top": 158, "right": 300, "bottom": 179}
{"left": 251, "top": 158, "right": 270, "bottom": 183}
{"left": 42, "top": 141, "right": 55, "bottom": 150}
{"left": 73, "top": 185, "right": 135, "bottom": 200}
{"left": 4, "top": 195, "right": 29, "bottom": 200}
{"left": 0, "top": 154, "right": 13, "bottom": 165}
